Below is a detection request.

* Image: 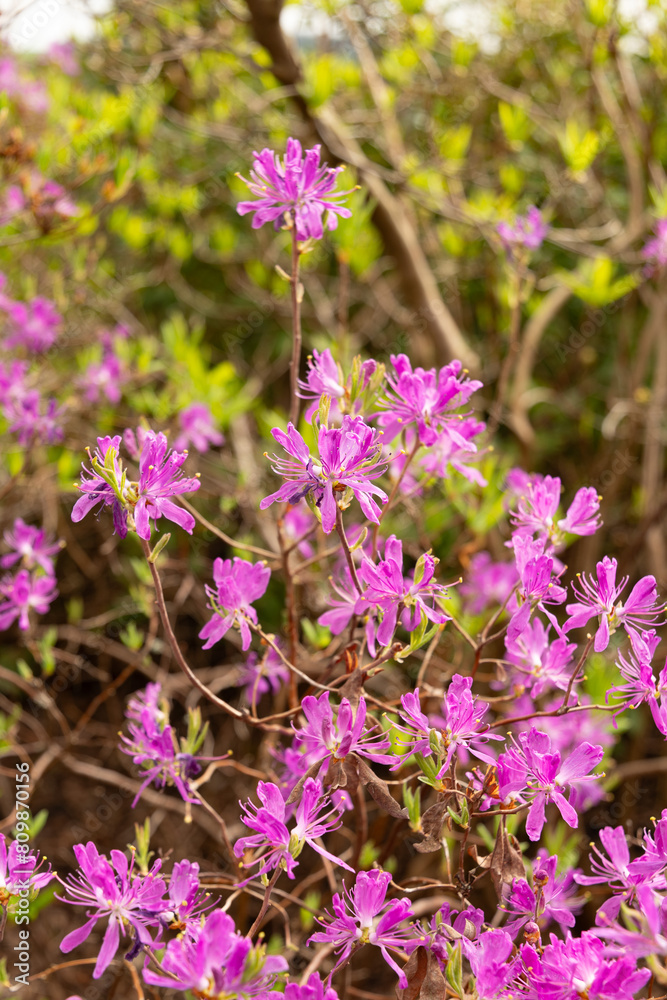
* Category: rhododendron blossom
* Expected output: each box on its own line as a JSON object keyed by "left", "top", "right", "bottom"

{"left": 237, "top": 138, "right": 353, "bottom": 240}
{"left": 261, "top": 417, "right": 388, "bottom": 533}
{"left": 200, "top": 556, "right": 271, "bottom": 651}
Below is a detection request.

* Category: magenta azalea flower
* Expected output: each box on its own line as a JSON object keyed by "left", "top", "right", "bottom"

{"left": 160, "top": 859, "right": 217, "bottom": 933}
{"left": 293, "top": 691, "right": 394, "bottom": 768}
{"left": 627, "top": 814, "right": 667, "bottom": 878}
{"left": 394, "top": 676, "right": 503, "bottom": 773}
{"left": 132, "top": 430, "right": 200, "bottom": 539}
{"left": 173, "top": 402, "right": 224, "bottom": 453}
{"left": 58, "top": 842, "right": 167, "bottom": 979}
{"left": 298, "top": 348, "right": 346, "bottom": 422}
{"left": 72, "top": 431, "right": 200, "bottom": 541}
{"left": 199, "top": 556, "right": 271, "bottom": 651}
{"left": 507, "top": 535, "right": 567, "bottom": 641}
{"left": 318, "top": 567, "right": 365, "bottom": 635}
{"left": 497, "top": 206, "right": 548, "bottom": 252}
{"left": 0, "top": 291, "right": 62, "bottom": 352}
{"left": 642, "top": 218, "right": 667, "bottom": 268}
{"left": 234, "top": 778, "right": 353, "bottom": 879}
{"left": 239, "top": 644, "right": 289, "bottom": 702}
{"left": 504, "top": 619, "right": 576, "bottom": 697}
{"left": 285, "top": 973, "right": 339, "bottom": 1000}
{"left": 501, "top": 854, "right": 583, "bottom": 937}
{"left": 564, "top": 556, "right": 665, "bottom": 652}
{"left": 142, "top": 908, "right": 287, "bottom": 996}
{"left": 83, "top": 351, "right": 124, "bottom": 405}
{"left": 519, "top": 930, "right": 650, "bottom": 1000}
{"left": 497, "top": 727, "right": 604, "bottom": 841}
{"left": 0, "top": 359, "right": 28, "bottom": 407}
{"left": 6, "top": 390, "right": 64, "bottom": 446}
{"left": 71, "top": 435, "right": 128, "bottom": 537}
{"left": 611, "top": 628, "right": 663, "bottom": 711}
{"left": 48, "top": 41, "right": 80, "bottom": 75}
{"left": 378, "top": 354, "right": 482, "bottom": 447}
{"left": 418, "top": 416, "right": 488, "bottom": 486}
{"left": 261, "top": 417, "right": 388, "bottom": 534}
{"left": 0, "top": 833, "right": 54, "bottom": 905}
{"left": 0, "top": 568, "right": 58, "bottom": 631}
{"left": 462, "top": 928, "right": 521, "bottom": 999}
{"left": 309, "top": 869, "right": 419, "bottom": 988}
{"left": 118, "top": 683, "right": 205, "bottom": 806}
{"left": 0, "top": 58, "right": 49, "bottom": 112}
{"left": 460, "top": 551, "right": 519, "bottom": 615}
{"left": 1, "top": 518, "right": 62, "bottom": 575}
{"left": 358, "top": 536, "right": 451, "bottom": 654}
{"left": 237, "top": 138, "right": 353, "bottom": 241}
{"left": 574, "top": 826, "right": 661, "bottom": 922}
{"left": 510, "top": 475, "right": 601, "bottom": 544}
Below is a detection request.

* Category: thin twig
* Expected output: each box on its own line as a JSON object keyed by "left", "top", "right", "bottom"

{"left": 246, "top": 866, "right": 282, "bottom": 938}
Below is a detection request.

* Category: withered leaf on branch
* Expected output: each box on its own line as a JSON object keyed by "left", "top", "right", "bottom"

{"left": 396, "top": 945, "right": 446, "bottom": 1000}
{"left": 470, "top": 816, "right": 525, "bottom": 899}
{"left": 285, "top": 759, "right": 322, "bottom": 805}
{"left": 322, "top": 754, "right": 347, "bottom": 791}
{"left": 354, "top": 754, "right": 408, "bottom": 819}
{"left": 414, "top": 798, "right": 450, "bottom": 853}
{"left": 336, "top": 656, "right": 365, "bottom": 707}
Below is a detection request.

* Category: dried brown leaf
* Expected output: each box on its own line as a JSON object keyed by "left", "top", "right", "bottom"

{"left": 396, "top": 945, "right": 446, "bottom": 1000}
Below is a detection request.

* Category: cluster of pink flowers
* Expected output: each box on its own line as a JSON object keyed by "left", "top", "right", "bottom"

{"left": 45, "top": 141, "right": 667, "bottom": 1000}
{"left": 118, "top": 682, "right": 216, "bottom": 806}
{"left": 0, "top": 518, "right": 61, "bottom": 632}
{"left": 72, "top": 428, "right": 201, "bottom": 541}
{"left": 0, "top": 275, "right": 66, "bottom": 445}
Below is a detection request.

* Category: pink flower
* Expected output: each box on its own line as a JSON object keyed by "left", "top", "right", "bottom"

{"left": 460, "top": 551, "right": 519, "bottom": 615}
{"left": 239, "top": 644, "right": 290, "bottom": 702}
{"left": 0, "top": 833, "right": 54, "bottom": 903}
{"left": 234, "top": 778, "right": 353, "bottom": 879}
{"left": 199, "top": 557, "right": 271, "bottom": 651}
{"left": 564, "top": 556, "right": 665, "bottom": 652}
{"left": 519, "top": 931, "right": 650, "bottom": 1000}
{"left": 293, "top": 691, "right": 394, "bottom": 768}
{"left": 237, "top": 138, "right": 353, "bottom": 241}
{"left": 498, "top": 727, "right": 604, "bottom": 841}
{"left": 48, "top": 41, "right": 80, "bottom": 76}
{"left": 83, "top": 352, "right": 124, "bottom": 405}
{"left": 58, "top": 842, "right": 167, "bottom": 979}
{"left": 142, "top": 908, "right": 287, "bottom": 995}
{"left": 133, "top": 431, "right": 200, "bottom": 539}
{"left": 574, "top": 826, "right": 662, "bottom": 922}
{"left": 506, "top": 536, "right": 567, "bottom": 641}
{"left": 505, "top": 619, "right": 576, "bottom": 697}
{"left": 642, "top": 218, "right": 667, "bottom": 267}
{"left": 462, "top": 928, "right": 521, "bottom": 998}
{"left": 393, "top": 677, "right": 502, "bottom": 774}
{"left": 0, "top": 569, "right": 58, "bottom": 631}
{"left": 1, "top": 518, "right": 62, "bottom": 575}
{"left": 5, "top": 390, "right": 64, "bottom": 446}
{"left": 501, "top": 854, "right": 584, "bottom": 936}
{"left": 510, "top": 475, "right": 601, "bottom": 544}
{"left": 261, "top": 417, "right": 388, "bottom": 534}
{"left": 298, "top": 349, "right": 346, "bottom": 422}
{"left": 497, "top": 206, "right": 548, "bottom": 252}
{"left": 285, "top": 974, "right": 339, "bottom": 1000}
{"left": 173, "top": 403, "right": 224, "bottom": 453}
{"left": 0, "top": 294, "right": 62, "bottom": 352}
{"left": 378, "top": 354, "right": 482, "bottom": 447}
{"left": 358, "top": 535, "right": 451, "bottom": 654}
{"left": 308, "top": 869, "right": 420, "bottom": 988}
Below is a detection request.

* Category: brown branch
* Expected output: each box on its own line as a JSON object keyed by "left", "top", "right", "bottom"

{"left": 241, "top": 0, "right": 478, "bottom": 368}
